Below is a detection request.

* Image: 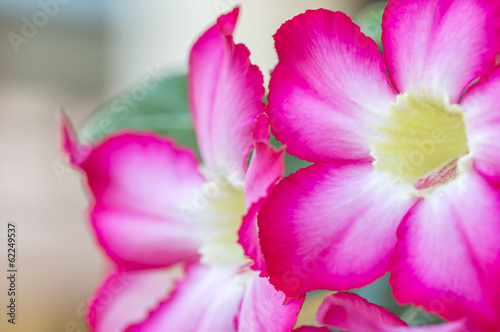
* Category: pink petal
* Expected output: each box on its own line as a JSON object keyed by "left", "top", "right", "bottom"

{"left": 267, "top": 9, "right": 396, "bottom": 163}
{"left": 253, "top": 113, "right": 271, "bottom": 142}
{"left": 382, "top": 0, "right": 500, "bottom": 102}
{"left": 258, "top": 162, "right": 417, "bottom": 297}
{"left": 293, "top": 327, "right": 330, "bottom": 332}
{"left": 318, "top": 292, "right": 467, "bottom": 332}
{"left": 244, "top": 119, "right": 285, "bottom": 208}
{"left": 87, "top": 267, "right": 182, "bottom": 332}
{"left": 126, "top": 264, "right": 245, "bottom": 332}
{"left": 82, "top": 133, "right": 206, "bottom": 269}
{"left": 239, "top": 115, "right": 285, "bottom": 271}
{"left": 216, "top": 6, "right": 238, "bottom": 34}
{"left": 237, "top": 273, "right": 304, "bottom": 332}
{"left": 189, "top": 8, "right": 265, "bottom": 181}
{"left": 238, "top": 200, "right": 267, "bottom": 272}
{"left": 406, "top": 324, "right": 469, "bottom": 332}
{"left": 462, "top": 67, "right": 500, "bottom": 185}
{"left": 390, "top": 169, "right": 500, "bottom": 331}
{"left": 317, "top": 292, "right": 407, "bottom": 331}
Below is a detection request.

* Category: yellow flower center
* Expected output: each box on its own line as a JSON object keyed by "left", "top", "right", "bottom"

{"left": 371, "top": 92, "right": 469, "bottom": 189}
{"left": 197, "top": 177, "right": 247, "bottom": 266}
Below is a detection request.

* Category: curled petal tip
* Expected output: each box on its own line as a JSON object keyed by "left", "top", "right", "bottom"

{"left": 59, "top": 112, "right": 90, "bottom": 167}
{"left": 253, "top": 113, "right": 271, "bottom": 142}
{"left": 217, "top": 6, "right": 239, "bottom": 35}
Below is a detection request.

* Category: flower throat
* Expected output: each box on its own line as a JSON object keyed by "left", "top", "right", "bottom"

{"left": 371, "top": 92, "right": 469, "bottom": 189}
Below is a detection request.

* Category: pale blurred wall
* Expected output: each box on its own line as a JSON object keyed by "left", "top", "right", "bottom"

{"left": 0, "top": 2, "right": 108, "bottom": 332}
{"left": 0, "top": 1, "right": 367, "bottom": 331}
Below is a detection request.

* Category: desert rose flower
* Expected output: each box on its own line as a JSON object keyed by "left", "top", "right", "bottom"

{"left": 63, "top": 8, "right": 303, "bottom": 332}
{"left": 296, "top": 292, "right": 467, "bottom": 332}
{"left": 259, "top": 1, "right": 500, "bottom": 330}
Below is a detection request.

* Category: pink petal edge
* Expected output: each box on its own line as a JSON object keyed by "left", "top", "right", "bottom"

{"left": 317, "top": 292, "right": 468, "bottom": 332}
{"left": 390, "top": 169, "right": 500, "bottom": 331}
{"left": 267, "top": 9, "right": 395, "bottom": 163}
{"left": 126, "top": 264, "right": 245, "bottom": 332}
{"left": 382, "top": 0, "right": 500, "bottom": 101}
{"left": 462, "top": 66, "right": 500, "bottom": 185}
{"left": 237, "top": 273, "right": 304, "bottom": 332}
{"left": 81, "top": 132, "right": 206, "bottom": 269}
{"left": 87, "top": 266, "right": 183, "bottom": 332}
{"left": 258, "top": 162, "right": 417, "bottom": 297}
{"left": 189, "top": 7, "right": 265, "bottom": 182}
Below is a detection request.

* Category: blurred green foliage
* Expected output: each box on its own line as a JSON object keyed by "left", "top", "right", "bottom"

{"left": 354, "top": 0, "right": 387, "bottom": 52}
{"left": 79, "top": 74, "right": 199, "bottom": 155}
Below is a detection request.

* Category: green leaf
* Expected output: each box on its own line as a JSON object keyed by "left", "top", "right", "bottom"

{"left": 269, "top": 135, "right": 311, "bottom": 175}
{"left": 354, "top": 1, "right": 387, "bottom": 52}
{"left": 78, "top": 73, "right": 199, "bottom": 155}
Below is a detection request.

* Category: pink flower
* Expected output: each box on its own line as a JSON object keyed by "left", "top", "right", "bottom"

{"left": 297, "top": 292, "right": 467, "bottom": 332}
{"left": 63, "top": 8, "right": 303, "bottom": 332}
{"left": 258, "top": 2, "right": 500, "bottom": 331}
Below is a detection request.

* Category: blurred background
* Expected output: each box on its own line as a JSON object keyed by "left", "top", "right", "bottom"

{"left": 0, "top": 1, "right": 393, "bottom": 331}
